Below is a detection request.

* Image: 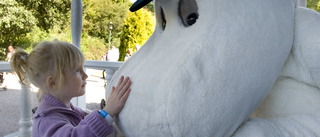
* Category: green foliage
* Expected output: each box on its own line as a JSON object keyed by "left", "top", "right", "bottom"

{"left": 0, "top": 0, "right": 36, "bottom": 42}
{"left": 13, "top": 26, "right": 48, "bottom": 53}
{"left": 0, "top": 0, "right": 36, "bottom": 60}
{"left": 80, "top": 36, "right": 107, "bottom": 60}
{"left": 0, "top": 0, "right": 72, "bottom": 60}
{"left": 24, "top": 24, "right": 107, "bottom": 60}
{"left": 119, "top": 8, "right": 155, "bottom": 61}
{"left": 144, "top": 2, "right": 155, "bottom": 13}
{"left": 0, "top": 0, "right": 111, "bottom": 61}
{"left": 307, "top": 0, "right": 320, "bottom": 13}
{"left": 83, "top": 0, "right": 131, "bottom": 46}
{"left": 16, "top": 0, "right": 72, "bottom": 32}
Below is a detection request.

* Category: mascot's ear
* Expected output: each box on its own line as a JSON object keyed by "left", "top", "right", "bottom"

{"left": 130, "top": 0, "right": 153, "bottom": 12}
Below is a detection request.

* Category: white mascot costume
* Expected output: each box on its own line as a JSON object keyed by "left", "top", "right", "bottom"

{"left": 107, "top": 0, "right": 320, "bottom": 136}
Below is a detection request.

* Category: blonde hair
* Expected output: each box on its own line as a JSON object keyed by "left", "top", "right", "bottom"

{"left": 10, "top": 39, "right": 85, "bottom": 100}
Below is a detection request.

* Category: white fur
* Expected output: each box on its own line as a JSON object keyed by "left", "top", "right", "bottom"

{"left": 245, "top": 7, "right": 320, "bottom": 136}
{"left": 107, "top": 0, "right": 320, "bottom": 136}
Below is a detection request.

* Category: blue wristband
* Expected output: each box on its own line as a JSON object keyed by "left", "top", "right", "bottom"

{"left": 99, "top": 109, "right": 109, "bottom": 118}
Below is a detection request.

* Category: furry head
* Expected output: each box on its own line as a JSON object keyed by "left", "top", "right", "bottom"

{"left": 108, "top": 0, "right": 320, "bottom": 136}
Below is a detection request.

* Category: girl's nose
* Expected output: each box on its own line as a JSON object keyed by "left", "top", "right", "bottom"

{"left": 82, "top": 71, "right": 88, "bottom": 80}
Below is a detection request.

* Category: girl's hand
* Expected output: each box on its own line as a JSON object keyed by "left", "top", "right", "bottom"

{"left": 104, "top": 76, "right": 131, "bottom": 117}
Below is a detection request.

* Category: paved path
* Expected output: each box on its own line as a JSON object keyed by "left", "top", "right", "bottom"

{"left": 0, "top": 69, "right": 106, "bottom": 137}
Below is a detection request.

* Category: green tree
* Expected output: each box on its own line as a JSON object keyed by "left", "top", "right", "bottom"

{"left": 83, "top": 0, "right": 131, "bottom": 46}
{"left": 144, "top": 2, "right": 154, "bottom": 13}
{"left": 307, "top": 0, "right": 320, "bottom": 13}
{"left": 0, "top": 0, "right": 136, "bottom": 61}
{"left": 118, "top": 8, "right": 155, "bottom": 61}
{"left": 16, "top": 0, "right": 72, "bottom": 32}
{"left": 48, "top": 23, "right": 107, "bottom": 60}
{"left": 0, "top": 0, "right": 36, "bottom": 60}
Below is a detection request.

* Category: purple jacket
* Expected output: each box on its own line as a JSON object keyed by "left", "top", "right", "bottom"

{"left": 32, "top": 94, "right": 114, "bottom": 137}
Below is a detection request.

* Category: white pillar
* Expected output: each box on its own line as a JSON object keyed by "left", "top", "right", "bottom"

{"left": 18, "top": 80, "right": 33, "bottom": 137}
{"left": 71, "top": 0, "right": 83, "bottom": 48}
{"left": 71, "top": 0, "right": 86, "bottom": 109}
{"left": 298, "top": 0, "right": 307, "bottom": 7}
{"left": 105, "top": 68, "right": 116, "bottom": 100}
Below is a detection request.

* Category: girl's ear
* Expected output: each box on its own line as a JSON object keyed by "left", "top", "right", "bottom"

{"left": 46, "top": 76, "right": 56, "bottom": 90}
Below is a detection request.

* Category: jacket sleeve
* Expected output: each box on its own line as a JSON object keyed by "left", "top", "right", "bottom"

{"left": 35, "top": 110, "right": 114, "bottom": 137}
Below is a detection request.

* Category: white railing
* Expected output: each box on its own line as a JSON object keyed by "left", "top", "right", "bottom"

{"left": 2, "top": 60, "right": 123, "bottom": 137}
{"left": 84, "top": 60, "right": 124, "bottom": 100}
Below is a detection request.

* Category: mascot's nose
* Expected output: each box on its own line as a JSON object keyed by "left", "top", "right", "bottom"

{"left": 130, "top": 0, "right": 153, "bottom": 12}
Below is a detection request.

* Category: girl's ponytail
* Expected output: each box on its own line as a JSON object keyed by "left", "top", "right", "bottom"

{"left": 10, "top": 49, "right": 30, "bottom": 86}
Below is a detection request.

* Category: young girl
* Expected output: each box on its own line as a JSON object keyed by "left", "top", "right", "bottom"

{"left": 10, "top": 39, "right": 131, "bottom": 137}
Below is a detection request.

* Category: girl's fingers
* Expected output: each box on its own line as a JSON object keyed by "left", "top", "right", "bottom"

{"left": 119, "top": 79, "right": 131, "bottom": 96}
{"left": 118, "top": 77, "right": 130, "bottom": 94}
{"left": 120, "top": 77, "right": 130, "bottom": 88}
{"left": 111, "top": 86, "right": 115, "bottom": 94}
{"left": 116, "top": 76, "right": 124, "bottom": 90}
{"left": 120, "top": 89, "right": 131, "bottom": 102}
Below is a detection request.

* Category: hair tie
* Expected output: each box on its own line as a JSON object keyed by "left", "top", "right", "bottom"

{"left": 19, "top": 54, "right": 29, "bottom": 62}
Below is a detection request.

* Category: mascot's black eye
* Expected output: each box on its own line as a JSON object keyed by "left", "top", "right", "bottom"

{"left": 187, "top": 13, "right": 198, "bottom": 25}
{"left": 179, "top": 0, "right": 199, "bottom": 27}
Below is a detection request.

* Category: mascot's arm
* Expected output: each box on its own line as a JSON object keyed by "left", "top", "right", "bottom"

{"left": 232, "top": 112, "right": 320, "bottom": 137}
{"left": 233, "top": 6, "right": 320, "bottom": 137}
